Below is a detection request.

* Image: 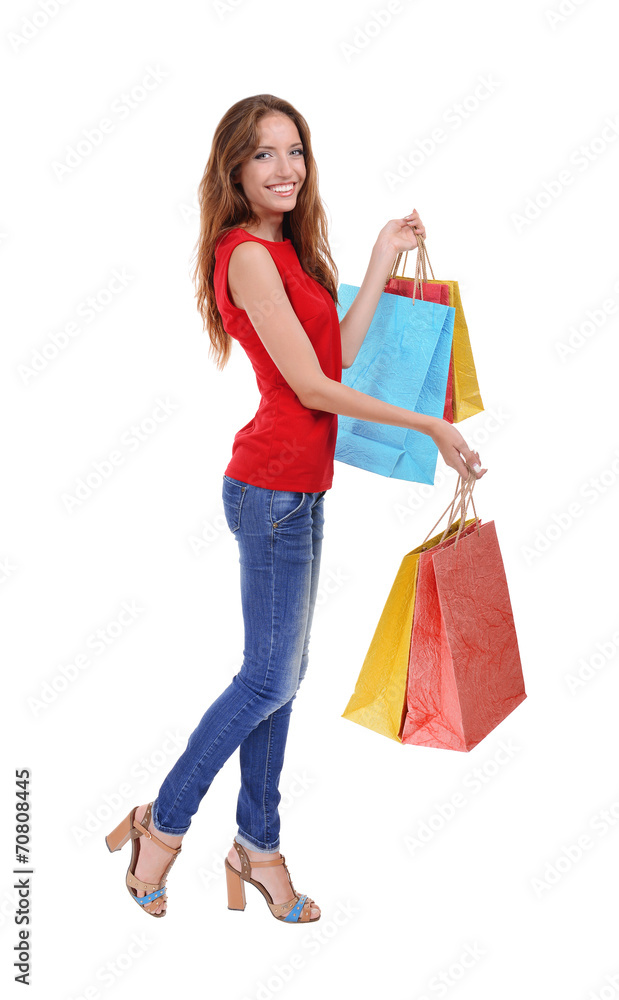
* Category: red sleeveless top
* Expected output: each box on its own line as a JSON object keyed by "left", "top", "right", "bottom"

{"left": 213, "top": 227, "right": 342, "bottom": 492}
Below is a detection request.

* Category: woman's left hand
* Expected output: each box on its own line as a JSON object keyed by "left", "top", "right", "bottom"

{"left": 376, "top": 209, "right": 426, "bottom": 256}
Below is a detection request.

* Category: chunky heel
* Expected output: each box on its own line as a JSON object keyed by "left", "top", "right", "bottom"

{"left": 225, "top": 840, "right": 319, "bottom": 923}
{"left": 105, "top": 811, "right": 133, "bottom": 852}
{"left": 225, "top": 859, "right": 247, "bottom": 910}
{"left": 106, "top": 802, "right": 182, "bottom": 918}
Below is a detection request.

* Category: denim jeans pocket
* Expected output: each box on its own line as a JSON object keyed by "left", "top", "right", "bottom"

{"left": 222, "top": 476, "right": 247, "bottom": 532}
{"left": 270, "top": 490, "right": 306, "bottom": 527}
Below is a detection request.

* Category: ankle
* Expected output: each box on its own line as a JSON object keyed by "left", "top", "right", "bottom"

{"left": 143, "top": 816, "right": 183, "bottom": 851}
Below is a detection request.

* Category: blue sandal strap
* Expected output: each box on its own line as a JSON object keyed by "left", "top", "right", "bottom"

{"left": 283, "top": 894, "right": 307, "bottom": 922}
{"left": 135, "top": 887, "right": 165, "bottom": 906}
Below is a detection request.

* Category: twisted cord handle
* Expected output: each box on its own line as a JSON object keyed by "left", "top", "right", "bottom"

{"left": 388, "top": 232, "right": 436, "bottom": 283}
{"left": 419, "top": 471, "right": 481, "bottom": 551}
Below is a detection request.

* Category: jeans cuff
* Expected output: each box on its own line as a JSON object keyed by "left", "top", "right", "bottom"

{"left": 151, "top": 798, "right": 190, "bottom": 837}
{"left": 235, "top": 829, "right": 280, "bottom": 853}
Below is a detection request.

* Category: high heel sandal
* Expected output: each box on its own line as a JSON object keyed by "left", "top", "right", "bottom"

{"left": 105, "top": 801, "right": 182, "bottom": 917}
{"left": 225, "top": 840, "right": 320, "bottom": 923}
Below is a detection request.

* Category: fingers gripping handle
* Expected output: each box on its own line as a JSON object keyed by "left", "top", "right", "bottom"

{"left": 387, "top": 233, "right": 437, "bottom": 303}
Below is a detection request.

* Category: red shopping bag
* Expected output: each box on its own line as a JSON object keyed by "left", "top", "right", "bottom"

{"left": 399, "top": 477, "right": 527, "bottom": 752}
{"left": 385, "top": 247, "right": 454, "bottom": 423}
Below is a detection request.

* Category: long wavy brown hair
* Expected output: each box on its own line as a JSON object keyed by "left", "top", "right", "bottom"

{"left": 191, "top": 94, "right": 339, "bottom": 370}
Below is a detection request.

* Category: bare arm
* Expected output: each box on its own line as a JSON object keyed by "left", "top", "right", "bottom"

{"left": 227, "top": 240, "right": 486, "bottom": 481}
{"left": 339, "top": 237, "right": 403, "bottom": 369}
{"left": 339, "top": 210, "right": 426, "bottom": 368}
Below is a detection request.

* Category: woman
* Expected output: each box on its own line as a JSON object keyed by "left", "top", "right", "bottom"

{"left": 105, "top": 94, "right": 487, "bottom": 924}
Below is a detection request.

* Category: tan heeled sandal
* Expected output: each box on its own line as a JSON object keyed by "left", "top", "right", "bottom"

{"left": 105, "top": 802, "right": 182, "bottom": 918}
{"left": 225, "top": 839, "right": 320, "bottom": 923}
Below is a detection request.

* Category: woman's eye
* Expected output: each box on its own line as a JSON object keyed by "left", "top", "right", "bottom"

{"left": 254, "top": 150, "right": 304, "bottom": 160}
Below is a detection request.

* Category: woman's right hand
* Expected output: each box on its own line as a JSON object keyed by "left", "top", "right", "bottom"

{"left": 426, "top": 416, "right": 487, "bottom": 481}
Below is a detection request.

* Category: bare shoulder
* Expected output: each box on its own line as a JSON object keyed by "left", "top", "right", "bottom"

{"left": 228, "top": 240, "right": 283, "bottom": 310}
{"left": 228, "top": 239, "right": 273, "bottom": 266}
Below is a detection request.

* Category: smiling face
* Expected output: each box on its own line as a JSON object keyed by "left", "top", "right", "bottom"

{"left": 233, "top": 113, "right": 306, "bottom": 225}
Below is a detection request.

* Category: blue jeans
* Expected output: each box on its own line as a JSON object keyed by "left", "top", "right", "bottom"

{"left": 151, "top": 474, "right": 327, "bottom": 852}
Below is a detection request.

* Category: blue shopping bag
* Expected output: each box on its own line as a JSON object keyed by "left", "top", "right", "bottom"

{"left": 335, "top": 283, "right": 455, "bottom": 484}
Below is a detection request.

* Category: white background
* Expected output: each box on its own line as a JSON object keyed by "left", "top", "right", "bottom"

{"left": 3, "top": 0, "right": 619, "bottom": 997}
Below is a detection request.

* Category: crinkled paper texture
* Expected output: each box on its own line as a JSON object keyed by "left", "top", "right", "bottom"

{"left": 425, "top": 278, "right": 484, "bottom": 422}
{"left": 400, "top": 521, "right": 526, "bottom": 752}
{"left": 334, "top": 284, "right": 455, "bottom": 484}
{"left": 341, "top": 519, "right": 479, "bottom": 742}
{"left": 384, "top": 278, "right": 454, "bottom": 423}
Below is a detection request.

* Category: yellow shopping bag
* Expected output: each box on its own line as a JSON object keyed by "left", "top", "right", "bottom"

{"left": 389, "top": 236, "right": 484, "bottom": 422}
{"left": 342, "top": 515, "right": 479, "bottom": 742}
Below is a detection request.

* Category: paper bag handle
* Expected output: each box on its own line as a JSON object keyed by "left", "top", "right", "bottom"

{"left": 388, "top": 232, "right": 436, "bottom": 281}
{"left": 386, "top": 234, "right": 436, "bottom": 303}
{"left": 419, "top": 471, "right": 481, "bottom": 551}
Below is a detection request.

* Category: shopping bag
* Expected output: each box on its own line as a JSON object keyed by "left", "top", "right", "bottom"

{"left": 388, "top": 236, "right": 484, "bottom": 422}
{"left": 400, "top": 476, "right": 526, "bottom": 752}
{"left": 334, "top": 283, "right": 455, "bottom": 484}
{"left": 384, "top": 244, "right": 454, "bottom": 423}
{"left": 341, "top": 515, "right": 479, "bottom": 742}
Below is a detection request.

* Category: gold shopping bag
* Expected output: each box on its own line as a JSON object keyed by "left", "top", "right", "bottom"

{"left": 342, "top": 514, "right": 479, "bottom": 742}
{"left": 390, "top": 236, "right": 484, "bottom": 422}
